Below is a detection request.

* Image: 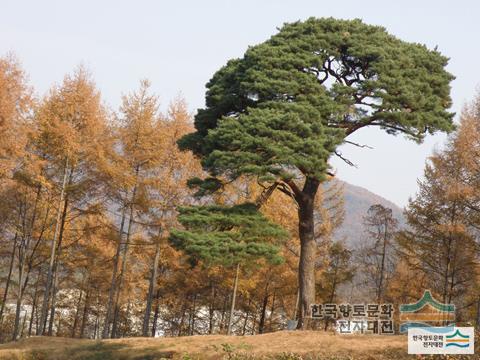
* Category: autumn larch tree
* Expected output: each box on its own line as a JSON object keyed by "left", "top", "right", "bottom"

{"left": 35, "top": 67, "right": 109, "bottom": 336}
{"left": 178, "top": 18, "right": 454, "bottom": 327}
{"left": 397, "top": 100, "right": 480, "bottom": 307}
{"left": 359, "top": 204, "right": 398, "bottom": 303}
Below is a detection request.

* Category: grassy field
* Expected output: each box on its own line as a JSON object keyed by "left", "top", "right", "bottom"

{"left": 0, "top": 332, "right": 403, "bottom": 360}
{"left": 0, "top": 331, "right": 476, "bottom": 360}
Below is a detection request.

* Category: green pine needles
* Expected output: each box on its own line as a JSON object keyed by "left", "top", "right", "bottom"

{"left": 170, "top": 203, "right": 287, "bottom": 267}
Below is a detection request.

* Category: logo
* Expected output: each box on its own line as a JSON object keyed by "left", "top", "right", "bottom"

{"left": 446, "top": 329, "right": 470, "bottom": 348}
{"left": 408, "top": 327, "right": 474, "bottom": 354}
{"left": 310, "top": 303, "right": 394, "bottom": 335}
{"left": 399, "top": 290, "right": 455, "bottom": 333}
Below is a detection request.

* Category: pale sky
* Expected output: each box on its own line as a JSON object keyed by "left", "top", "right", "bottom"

{"left": 2, "top": 0, "right": 478, "bottom": 207}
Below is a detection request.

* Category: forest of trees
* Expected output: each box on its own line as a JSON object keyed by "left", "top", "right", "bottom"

{"left": 0, "top": 54, "right": 342, "bottom": 341}
{"left": 1, "top": 17, "right": 480, "bottom": 343}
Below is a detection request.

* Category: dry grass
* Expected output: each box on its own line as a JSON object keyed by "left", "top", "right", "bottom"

{"left": 0, "top": 331, "right": 464, "bottom": 360}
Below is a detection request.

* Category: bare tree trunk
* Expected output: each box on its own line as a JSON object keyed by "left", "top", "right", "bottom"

{"left": 111, "top": 303, "right": 121, "bottom": 338}
{"left": 227, "top": 263, "right": 240, "bottom": 335}
{"left": 219, "top": 293, "right": 228, "bottom": 333}
{"left": 208, "top": 283, "right": 216, "bottom": 334}
{"left": 122, "top": 298, "right": 131, "bottom": 337}
{"left": 79, "top": 286, "right": 90, "bottom": 338}
{"left": 102, "top": 206, "right": 126, "bottom": 338}
{"left": 38, "top": 159, "right": 69, "bottom": 335}
{"left": 71, "top": 289, "right": 84, "bottom": 338}
{"left": 142, "top": 233, "right": 161, "bottom": 336}
{"left": 269, "top": 290, "right": 276, "bottom": 330}
{"left": 111, "top": 181, "right": 137, "bottom": 338}
{"left": 28, "top": 271, "right": 40, "bottom": 336}
{"left": 0, "top": 233, "right": 17, "bottom": 324}
{"left": 190, "top": 294, "right": 197, "bottom": 336}
{"left": 47, "top": 269, "right": 58, "bottom": 336}
{"left": 20, "top": 310, "right": 28, "bottom": 338}
{"left": 151, "top": 288, "right": 161, "bottom": 337}
{"left": 242, "top": 299, "right": 251, "bottom": 335}
{"left": 476, "top": 296, "right": 480, "bottom": 327}
{"left": 258, "top": 290, "right": 269, "bottom": 334}
{"left": 47, "top": 191, "right": 70, "bottom": 337}
{"left": 177, "top": 298, "right": 187, "bottom": 336}
{"left": 377, "top": 222, "right": 388, "bottom": 303}
{"left": 296, "top": 177, "right": 319, "bottom": 330}
{"left": 14, "top": 184, "right": 42, "bottom": 340}
{"left": 293, "top": 287, "right": 300, "bottom": 320}
{"left": 12, "top": 250, "right": 25, "bottom": 341}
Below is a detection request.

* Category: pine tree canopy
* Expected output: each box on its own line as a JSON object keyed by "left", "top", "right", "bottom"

{"left": 170, "top": 203, "right": 287, "bottom": 267}
{"left": 179, "top": 17, "right": 455, "bottom": 188}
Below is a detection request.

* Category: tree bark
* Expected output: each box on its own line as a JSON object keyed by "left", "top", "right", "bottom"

{"left": 111, "top": 178, "right": 138, "bottom": 338}
{"left": 296, "top": 177, "right": 319, "bottom": 330}
{"left": 102, "top": 205, "right": 126, "bottom": 338}
{"left": 79, "top": 286, "right": 90, "bottom": 338}
{"left": 38, "top": 159, "right": 69, "bottom": 335}
{"left": 12, "top": 250, "right": 25, "bottom": 341}
{"left": 227, "top": 263, "right": 240, "bottom": 335}
{"left": 0, "top": 233, "right": 17, "bottom": 324}
{"left": 242, "top": 299, "right": 251, "bottom": 335}
{"left": 151, "top": 288, "right": 161, "bottom": 337}
{"left": 142, "top": 232, "right": 161, "bottom": 336}
{"left": 28, "top": 271, "right": 40, "bottom": 336}
{"left": 377, "top": 221, "right": 388, "bottom": 303}
{"left": 47, "top": 194, "right": 69, "bottom": 336}
{"left": 258, "top": 292, "right": 269, "bottom": 334}
{"left": 71, "top": 289, "right": 84, "bottom": 338}
{"left": 208, "top": 283, "right": 216, "bottom": 334}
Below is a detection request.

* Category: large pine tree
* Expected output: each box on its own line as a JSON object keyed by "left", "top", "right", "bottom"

{"left": 178, "top": 17, "right": 454, "bottom": 328}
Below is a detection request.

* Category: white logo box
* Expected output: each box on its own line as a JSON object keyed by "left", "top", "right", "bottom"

{"left": 408, "top": 327, "right": 474, "bottom": 354}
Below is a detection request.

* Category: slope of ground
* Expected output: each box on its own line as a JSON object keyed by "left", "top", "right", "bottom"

{"left": 0, "top": 332, "right": 414, "bottom": 360}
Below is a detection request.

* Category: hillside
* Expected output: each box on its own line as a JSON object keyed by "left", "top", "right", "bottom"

{"left": 333, "top": 180, "right": 406, "bottom": 247}
{"left": 0, "top": 332, "right": 411, "bottom": 360}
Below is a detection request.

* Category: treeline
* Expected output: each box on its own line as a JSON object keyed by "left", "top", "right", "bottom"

{"left": 353, "top": 97, "right": 480, "bottom": 326}
{"left": 0, "top": 54, "right": 349, "bottom": 341}
{"left": 0, "top": 52, "right": 479, "bottom": 343}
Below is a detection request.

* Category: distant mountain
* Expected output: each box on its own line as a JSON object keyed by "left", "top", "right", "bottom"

{"left": 331, "top": 180, "right": 406, "bottom": 247}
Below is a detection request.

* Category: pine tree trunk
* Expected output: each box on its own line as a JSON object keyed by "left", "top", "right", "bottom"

{"left": 142, "top": 235, "right": 161, "bottom": 336}
{"left": 227, "top": 263, "right": 240, "bottom": 335}
{"left": 38, "top": 159, "right": 69, "bottom": 335}
{"left": 296, "top": 177, "right": 319, "bottom": 330}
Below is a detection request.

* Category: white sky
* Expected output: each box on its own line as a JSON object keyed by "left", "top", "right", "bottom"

{"left": 2, "top": 0, "right": 478, "bottom": 207}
